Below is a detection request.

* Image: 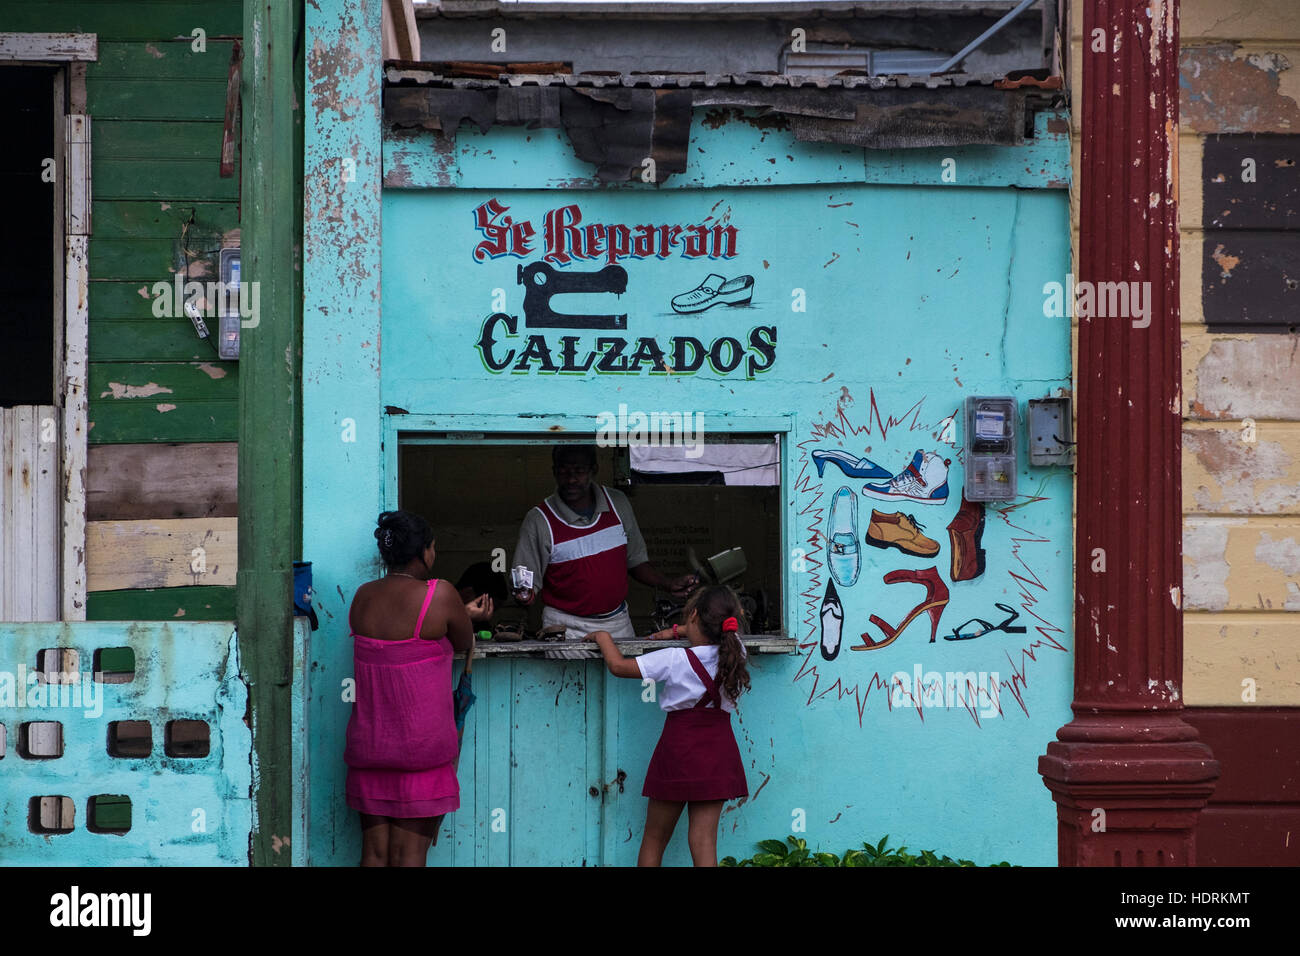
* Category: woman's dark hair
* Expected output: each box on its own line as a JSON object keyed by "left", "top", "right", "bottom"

{"left": 683, "top": 584, "right": 751, "bottom": 703}
{"left": 374, "top": 510, "right": 434, "bottom": 569}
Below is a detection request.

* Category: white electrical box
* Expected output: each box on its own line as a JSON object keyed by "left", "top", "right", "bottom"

{"left": 1028, "top": 397, "right": 1074, "bottom": 466}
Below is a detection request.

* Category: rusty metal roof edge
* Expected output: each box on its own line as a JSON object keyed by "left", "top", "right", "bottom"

{"left": 418, "top": 1, "right": 1035, "bottom": 20}
{"left": 385, "top": 67, "right": 1023, "bottom": 91}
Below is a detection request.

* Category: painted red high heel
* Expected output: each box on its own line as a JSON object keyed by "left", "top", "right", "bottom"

{"left": 851, "top": 567, "right": 950, "bottom": 651}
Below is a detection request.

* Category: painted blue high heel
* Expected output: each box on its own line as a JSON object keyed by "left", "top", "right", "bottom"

{"left": 812, "top": 449, "right": 891, "bottom": 480}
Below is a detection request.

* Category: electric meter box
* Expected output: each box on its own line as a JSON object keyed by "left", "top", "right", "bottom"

{"left": 964, "top": 396, "right": 1018, "bottom": 502}
{"left": 218, "top": 247, "right": 241, "bottom": 360}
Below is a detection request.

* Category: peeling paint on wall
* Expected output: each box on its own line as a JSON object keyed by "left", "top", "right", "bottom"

{"left": 1254, "top": 531, "right": 1300, "bottom": 576}
{"left": 1184, "top": 427, "right": 1297, "bottom": 513}
{"left": 1186, "top": 334, "right": 1300, "bottom": 419}
{"left": 1180, "top": 43, "right": 1300, "bottom": 133}
{"left": 1183, "top": 517, "right": 1246, "bottom": 609}
{"left": 99, "top": 382, "right": 174, "bottom": 400}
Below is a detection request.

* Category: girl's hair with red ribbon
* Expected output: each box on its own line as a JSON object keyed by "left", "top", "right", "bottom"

{"left": 683, "top": 586, "right": 751, "bottom": 702}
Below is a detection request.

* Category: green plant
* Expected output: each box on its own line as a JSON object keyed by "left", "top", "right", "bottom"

{"left": 720, "top": 835, "right": 1014, "bottom": 867}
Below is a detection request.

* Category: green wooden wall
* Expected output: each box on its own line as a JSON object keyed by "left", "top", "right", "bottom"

{"left": 2, "top": 1, "right": 242, "bottom": 619}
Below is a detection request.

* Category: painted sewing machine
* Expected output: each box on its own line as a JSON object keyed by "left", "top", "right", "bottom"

{"left": 517, "top": 260, "right": 628, "bottom": 330}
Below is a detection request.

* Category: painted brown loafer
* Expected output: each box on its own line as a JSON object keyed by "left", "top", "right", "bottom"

{"left": 864, "top": 510, "right": 939, "bottom": 558}
{"left": 947, "top": 495, "right": 987, "bottom": 582}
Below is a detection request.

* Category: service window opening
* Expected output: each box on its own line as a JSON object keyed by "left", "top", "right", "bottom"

{"left": 397, "top": 436, "right": 784, "bottom": 637}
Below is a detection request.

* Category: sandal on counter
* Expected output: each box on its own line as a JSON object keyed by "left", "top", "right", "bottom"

{"left": 536, "top": 624, "right": 567, "bottom": 643}
{"left": 493, "top": 622, "right": 526, "bottom": 643}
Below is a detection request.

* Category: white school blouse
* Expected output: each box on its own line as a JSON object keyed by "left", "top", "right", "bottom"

{"left": 636, "top": 643, "right": 746, "bottom": 713}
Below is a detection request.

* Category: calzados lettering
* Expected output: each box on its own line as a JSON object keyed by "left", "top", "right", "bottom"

{"left": 477, "top": 314, "right": 777, "bottom": 379}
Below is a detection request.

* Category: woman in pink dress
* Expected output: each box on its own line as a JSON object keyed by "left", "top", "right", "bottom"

{"left": 344, "top": 510, "right": 492, "bottom": 866}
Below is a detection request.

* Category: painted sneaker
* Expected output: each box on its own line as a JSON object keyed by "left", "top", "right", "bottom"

{"left": 826, "top": 485, "right": 861, "bottom": 588}
{"left": 861, "top": 450, "right": 951, "bottom": 506}
{"left": 671, "top": 274, "right": 755, "bottom": 314}
{"left": 820, "top": 578, "right": 844, "bottom": 661}
{"left": 864, "top": 510, "right": 940, "bottom": 557}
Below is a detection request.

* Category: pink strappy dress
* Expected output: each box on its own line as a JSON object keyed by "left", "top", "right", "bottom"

{"left": 344, "top": 579, "right": 460, "bottom": 818}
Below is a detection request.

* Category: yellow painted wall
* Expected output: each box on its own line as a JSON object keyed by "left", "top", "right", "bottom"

{"left": 1070, "top": 0, "right": 1300, "bottom": 706}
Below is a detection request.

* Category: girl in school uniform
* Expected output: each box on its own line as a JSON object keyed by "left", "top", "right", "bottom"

{"left": 591, "top": 585, "right": 750, "bottom": 867}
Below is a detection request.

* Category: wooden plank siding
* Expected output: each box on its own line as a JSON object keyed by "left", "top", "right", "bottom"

{"left": 0, "top": 407, "right": 61, "bottom": 621}
{"left": 85, "top": 584, "right": 236, "bottom": 620}
{"left": 11, "top": 1, "right": 244, "bottom": 619}
{"left": 86, "top": 518, "right": 236, "bottom": 591}
{"left": 87, "top": 442, "right": 236, "bottom": 520}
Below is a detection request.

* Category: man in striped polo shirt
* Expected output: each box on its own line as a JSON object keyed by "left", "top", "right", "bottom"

{"left": 514, "top": 445, "right": 696, "bottom": 657}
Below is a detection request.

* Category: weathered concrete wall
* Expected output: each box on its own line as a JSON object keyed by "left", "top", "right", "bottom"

{"left": 302, "top": 0, "right": 386, "bottom": 866}
{"left": 0, "top": 622, "right": 250, "bottom": 864}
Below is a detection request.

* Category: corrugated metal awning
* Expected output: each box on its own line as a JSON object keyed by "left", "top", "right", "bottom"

{"left": 385, "top": 66, "right": 1025, "bottom": 89}
{"left": 384, "top": 65, "right": 1061, "bottom": 181}
{"left": 417, "top": 1, "right": 1039, "bottom": 20}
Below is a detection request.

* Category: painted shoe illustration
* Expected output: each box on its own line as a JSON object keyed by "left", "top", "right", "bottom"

{"left": 670, "top": 274, "right": 755, "bottom": 314}
{"left": 826, "top": 486, "right": 861, "bottom": 588}
{"left": 865, "top": 510, "right": 940, "bottom": 558}
{"left": 861, "top": 450, "right": 951, "bottom": 506}
{"left": 945, "top": 603, "right": 1026, "bottom": 641}
{"left": 820, "top": 579, "right": 844, "bottom": 661}
{"left": 811, "top": 449, "right": 892, "bottom": 481}
{"left": 948, "top": 494, "right": 987, "bottom": 582}
{"left": 851, "top": 567, "right": 949, "bottom": 651}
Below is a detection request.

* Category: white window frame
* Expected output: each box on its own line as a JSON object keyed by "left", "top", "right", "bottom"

{"left": 1, "top": 32, "right": 96, "bottom": 620}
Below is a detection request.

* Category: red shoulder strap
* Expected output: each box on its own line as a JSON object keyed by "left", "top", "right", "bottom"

{"left": 684, "top": 648, "right": 722, "bottom": 709}
{"left": 413, "top": 579, "right": 438, "bottom": 639}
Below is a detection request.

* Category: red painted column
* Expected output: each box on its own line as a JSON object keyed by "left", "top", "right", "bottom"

{"left": 1038, "top": 0, "right": 1219, "bottom": 865}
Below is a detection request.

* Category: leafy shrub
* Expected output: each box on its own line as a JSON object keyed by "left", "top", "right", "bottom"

{"left": 720, "top": 835, "right": 1013, "bottom": 867}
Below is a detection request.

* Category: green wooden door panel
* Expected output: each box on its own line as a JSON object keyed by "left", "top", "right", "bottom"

{"left": 89, "top": 361, "right": 238, "bottom": 401}
{"left": 89, "top": 399, "right": 237, "bottom": 443}
{"left": 96, "top": 161, "right": 237, "bottom": 203}
{"left": 90, "top": 319, "right": 221, "bottom": 362}
{"left": 93, "top": 201, "right": 237, "bottom": 240}
{"left": 91, "top": 278, "right": 235, "bottom": 320}
{"left": 90, "top": 239, "right": 184, "bottom": 280}
{"left": 95, "top": 40, "right": 235, "bottom": 79}
{"left": 86, "top": 586, "right": 236, "bottom": 621}
{"left": 0, "top": 3, "right": 241, "bottom": 42}
{"left": 88, "top": 78, "right": 231, "bottom": 122}
{"left": 97, "top": 121, "right": 230, "bottom": 163}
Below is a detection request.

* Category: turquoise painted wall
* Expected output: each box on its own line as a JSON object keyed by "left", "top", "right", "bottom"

{"left": 0, "top": 623, "right": 250, "bottom": 865}
{"left": 304, "top": 75, "right": 1074, "bottom": 865}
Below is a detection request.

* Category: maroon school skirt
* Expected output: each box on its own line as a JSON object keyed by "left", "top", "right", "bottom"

{"left": 642, "top": 707, "right": 748, "bottom": 802}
